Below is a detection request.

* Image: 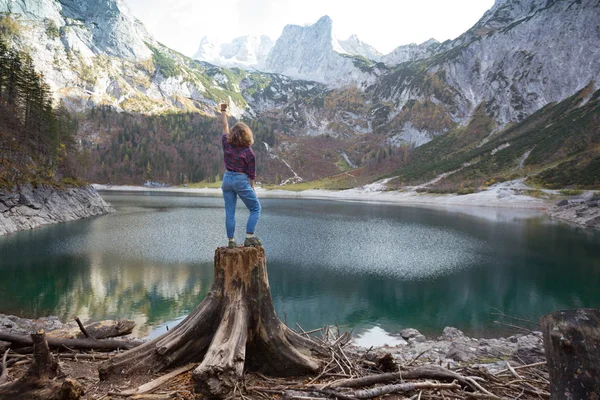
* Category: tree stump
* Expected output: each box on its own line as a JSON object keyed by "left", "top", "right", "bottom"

{"left": 540, "top": 309, "right": 600, "bottom": 400}
{"left": 0, "top": 331, "right": 84, "bottom": 400}
{"left": 99, "top": 247, "right": 323, "bottom": 398}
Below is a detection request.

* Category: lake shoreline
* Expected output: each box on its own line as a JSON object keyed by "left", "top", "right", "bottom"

{"left": 92, "top": 183, "right": 600, "bottom": 229}
{"left": 92, "top": 183, "right": 550, "bottom": 211}
{"left": 0, "top": 313, "right": 546, "bottom": 371}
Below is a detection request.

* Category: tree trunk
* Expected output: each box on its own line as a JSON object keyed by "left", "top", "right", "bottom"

{"left": 540, "top": 308, "right": 600, "bottom": 400}
{"left": 99, "top": 247, "right": 324, "bottom": 398}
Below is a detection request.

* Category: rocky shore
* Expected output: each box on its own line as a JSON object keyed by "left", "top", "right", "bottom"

{"left": 551, "top": 192, "right": 600, "bottom": 229}
{"left": 350, "top": 327, "right": 545, "bottom": 374}
{"left": 0, "top": 184, "right": 114, "bottom": 236}
{"left": 0, "top": 313, "right": 545, "bottom": 375}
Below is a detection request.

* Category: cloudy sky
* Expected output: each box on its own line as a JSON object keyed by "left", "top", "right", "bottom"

{"left": 126, "top": 0, "right": 495, "bottom": 56}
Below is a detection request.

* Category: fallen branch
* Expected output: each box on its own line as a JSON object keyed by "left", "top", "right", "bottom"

{"left": 494, "top": 361, "right": 546, "bottom": 376}
{"left": 351, "top": 382, "right": 461, "bottom": 399}
{"left": 112, "top": 363, "right": 196, "bottom": 396}
{"left": 75, "top": 317, "right": 91, "bottom": 339}
{"left": 328, "top": 365, "right": 477, "bottom": 391}
{"left": 0, "top": 332, "right": 139, "bottom": 352}
{"left": 0, "top": 349, "right": 8, "bottom": 386}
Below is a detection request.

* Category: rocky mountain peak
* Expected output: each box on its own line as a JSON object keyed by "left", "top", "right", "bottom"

{"left": 382, "top": 38, "right": 440, "bottom": 66}
{"left": 470, "top": 0, "right": 552, "bottom": 32}
{"left": 0, "top": 0, "right": 152, "bottom": 60}
{"left": 339, "top": 34, "right": 382, "bottom": 61}
{"left": 193, "top": 35, "right": 274, "bottom": 69}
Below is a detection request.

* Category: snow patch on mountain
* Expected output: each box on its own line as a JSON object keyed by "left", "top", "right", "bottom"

{"left": 387, "top": 122, "right": 436, "bottom": 148}
{"left": 193, "top": 35, "right": 274, "bottom": 69}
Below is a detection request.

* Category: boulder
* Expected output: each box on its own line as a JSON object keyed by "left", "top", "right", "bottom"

{"left": 440, "top": 327, "right": 465, "bottom": 341}
{"left": 400, "top": 328, "right": 427, "bottom": 342}
{"left": 515, "top": 332, "right": 545, "bottom": 363}
{"left": 446, "top": 341, "right": 477, "bottom": 361}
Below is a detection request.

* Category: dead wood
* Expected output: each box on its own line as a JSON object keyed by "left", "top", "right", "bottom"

{"left": 99, "top": 247, "right": 324, "bottom": 399}
{"left": 0, "top": 331, "right": 84, "bottom": 400}
{"left": 351, "top": 381, "right": 462, "bottom": 398}
{"left": 541, "top": 308, "right": 600, "bottom": 400}
{"left": 0, "top": 331, "right": 139, "bottom": 351}
{"left": 46, "top": 319, "right": 136, "bottom": 340}
{"left": 113, "top": 363, "right": 196, "bottom": 396}
{"left": 328, "top": 365, "right": 476, "bottom": 391}
{"left": 74, "top": 317, "right": 90, "bottom": 338}
{"left": 80, "top": 319, "right": 136, "bottom": 339}
{"left": 0, "top": 350, "right": 8, "bottom": 386}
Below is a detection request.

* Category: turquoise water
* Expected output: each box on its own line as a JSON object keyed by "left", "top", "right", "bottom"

{"left": 0, "top": 192, "right": 599, "bottom": 340}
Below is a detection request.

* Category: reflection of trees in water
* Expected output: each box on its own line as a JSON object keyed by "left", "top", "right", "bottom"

{"left": 52, "top": 255, "right": 213, "bottom": 336}
{"left": 267, "top": 219, "right": 600, "bottom": 337}
{"left": 0, "top": 221, "right": 214, "bottom": 336}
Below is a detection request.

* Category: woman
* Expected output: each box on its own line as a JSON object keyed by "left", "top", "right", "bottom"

{"left": 219, "top": 103, "right": 262, "bottom": 248}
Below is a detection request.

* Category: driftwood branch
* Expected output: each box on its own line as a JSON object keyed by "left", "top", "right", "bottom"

{"left": 328, "top": 365, "right": 476, "bottom": 391}
{"left": 0, "top": 332, "right": 139, "bottom": 352}
{"left": 113, "top": 363, "right": 196, "bottom": 396}
{"left": 74, "top": 317, "right": 91, "bottom": 339}
{"left": 351, "top": 381, "right": 461, "bottom": 399}
{"left": 0, "top": 349, "right": 8, "bottom": 386}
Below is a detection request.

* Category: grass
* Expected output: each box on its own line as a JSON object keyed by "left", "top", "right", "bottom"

{"left": 184, "top": 180, "right": 223, "bottom": 189}
{"left": 559, "top": 189, "right": 584, "bottom": 196}
{"left": 263, "top": 174, "right": 358, "bottom": 191}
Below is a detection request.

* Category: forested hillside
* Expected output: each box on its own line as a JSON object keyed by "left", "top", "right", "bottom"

{"left": 80, "top": 108, "right": 285, "bottom": 185}
{"left": 0, "top": 39, "right": 80, "bottom": 187}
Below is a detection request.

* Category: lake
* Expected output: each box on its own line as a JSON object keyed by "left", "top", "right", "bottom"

{"left": 1, "top": 192, "right": 599, "bottom": 344}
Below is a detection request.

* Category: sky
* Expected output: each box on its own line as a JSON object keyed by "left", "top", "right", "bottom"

{"left": 126, "top": 0, "right": 496, "bottom": 56}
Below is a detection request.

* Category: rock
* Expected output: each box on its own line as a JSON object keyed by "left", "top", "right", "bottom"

{"left": 446, "top": 340, "right": 477, "bottom": 361}
{"left": 515, "top": 332, "right": 545, "bottom": 363}
{"left": 400, "top": 328, "right": 427, "bottom": 342}
{"left": 587, "top": 201, "right": 598, "bottom": 208}
{"left": 556, "top": 199, "right": 569, "bottom": 206}
{"left": 440, "top": 327, "right": 465, "bottom": 341}
{"left": 0, "top": 314, "right": 68, "bottom": 335}
{"left": 0, "top": 185, "right": 114, "bottom": 236}
{"left": 585, "top": 215, "right": 600, "bottom": 227}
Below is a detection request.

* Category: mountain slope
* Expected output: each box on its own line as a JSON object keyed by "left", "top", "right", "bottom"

{"left": 0, "top": 0, "right": 250, "bottom": 115}
{"left": 363, "top": 0, "right": 600, "bottom": 148}
{"left": 1, "top": 0, "right": 598, "bottom": 190}
{"left": 388, "top": 83, "right": 600, "bottom": 191}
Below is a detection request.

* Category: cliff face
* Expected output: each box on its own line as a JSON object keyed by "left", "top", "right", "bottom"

{"left": 264, "top": 16, "right": 383, "bottom": 86}
{"left": 0, "top": 0, "right": 245, "bottom": 115}
{"left": 0, "top": 185, "right": 114, "bottom": 236}
{"left": 366, "top": 0, "right": 600, "bottom": 146}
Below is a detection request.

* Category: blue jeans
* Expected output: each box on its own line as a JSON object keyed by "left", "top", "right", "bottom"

{"left": 221, "top": 171, "right": 261, "bottom": 238}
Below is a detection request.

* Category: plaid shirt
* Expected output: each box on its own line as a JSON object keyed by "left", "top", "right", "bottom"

{"left": 222, "top": 134, "right": 256, "bottom": 180}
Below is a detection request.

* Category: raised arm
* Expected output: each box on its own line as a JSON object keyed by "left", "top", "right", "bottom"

{"left": 220, "top": 103, "right": 229, "bottom": 134}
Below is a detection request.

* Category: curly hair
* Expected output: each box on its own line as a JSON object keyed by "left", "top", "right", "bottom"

{"left": 227, "top": 122, "right": 254, "bottom": 148}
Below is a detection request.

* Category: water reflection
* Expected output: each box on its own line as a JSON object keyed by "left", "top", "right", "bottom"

{"left": 0, "top": 193, "right": 599, "bottom": 340}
